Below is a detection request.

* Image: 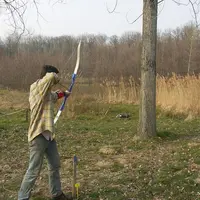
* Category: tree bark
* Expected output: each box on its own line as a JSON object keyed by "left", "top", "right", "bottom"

{"left": 138, "top": 0, "right": 158, "bottom": 139}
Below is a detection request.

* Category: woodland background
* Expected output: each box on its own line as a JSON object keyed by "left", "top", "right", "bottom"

{"left": 0, "top": 23, "right": 199, "bottom": 89}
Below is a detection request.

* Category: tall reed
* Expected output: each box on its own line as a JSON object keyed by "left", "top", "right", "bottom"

{"left": 2, "top": 74, "right": 200, "bottom": 116}
{"left": 157, "top": 74, "right": 200, "bottom": 115}
{"left": 99, "top": 76, "right": 139, "bottom": 104}
{"left": 101, "top": 74, "right": 200, "bottom": 116}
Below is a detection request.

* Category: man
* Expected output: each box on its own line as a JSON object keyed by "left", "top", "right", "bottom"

{"left": 18, "top": 65, "right": 72, "bottom": 200}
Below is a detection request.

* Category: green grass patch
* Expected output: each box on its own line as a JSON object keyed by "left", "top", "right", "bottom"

{"left": 1, "top": 104, "right": 200, "bottom": 200}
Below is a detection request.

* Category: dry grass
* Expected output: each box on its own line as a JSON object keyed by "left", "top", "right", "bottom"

{"left": 0, "top": 89, "right": 28, "bottom": 109}
{"left": 2, "top": 74, "right": 200, "bottom": 117}
{"left": 156, "top": 74, "right": 200, "bottom": 116}
{"left": 99, "top": 76, "right": 139, "bottom": 104}
{"left": 102, "top": 74, "right": 200, "bottom": 117}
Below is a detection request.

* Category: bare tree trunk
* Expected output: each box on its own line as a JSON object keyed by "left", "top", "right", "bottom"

{"left": 138, "top": 0, "right": 158, "bottom": 139}
{"left": 188, "top": 33, "right": 194, "bottom": 74}
{"left": 188, "top": 0, "right": 200, "bottom": 74}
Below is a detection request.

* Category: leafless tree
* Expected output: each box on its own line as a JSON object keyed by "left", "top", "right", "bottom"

{"left": 106, "top": 0, "right": 158, "bottom": 139}
{"left": 183, "top": 0, "right": 199, "bottom": 73}
{"left": 106, "top": 0, "right": 200, "bottom": 139}
{"left": 0, "top": 0, "right": 68, "bottom": 37}
{"left": 0, "top": 0, "right": 37, "bottom": 36}
{"left": 137, "top": 0, "right": 158, "bottom": 139}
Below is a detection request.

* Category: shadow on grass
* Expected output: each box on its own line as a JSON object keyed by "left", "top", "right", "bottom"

{"left": 157, "top": 130, "right": 200, "bottom": 141}
{"left": 157, "top": 131, "right": 179, "bottom": 140}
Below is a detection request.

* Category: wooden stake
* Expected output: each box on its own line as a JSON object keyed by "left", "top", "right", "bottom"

{"left": 72, "top": 155, "right": 78, "bottom": 198}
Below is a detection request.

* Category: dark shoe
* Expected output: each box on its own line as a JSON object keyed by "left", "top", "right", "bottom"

{"left": 52, "top": 192, "right": 73, "bottom": 200}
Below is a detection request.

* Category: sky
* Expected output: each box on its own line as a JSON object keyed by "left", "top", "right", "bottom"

{"left": 0, "top": 0, "right": 198, "bottom": 38}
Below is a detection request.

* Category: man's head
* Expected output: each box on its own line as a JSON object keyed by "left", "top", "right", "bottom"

{"left": 40, "top": 65, "right": 59, "bottom": 79}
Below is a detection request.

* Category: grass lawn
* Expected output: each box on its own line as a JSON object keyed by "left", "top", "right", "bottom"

{"left": 1, "top": 103, "right": 200, "bottom": 200}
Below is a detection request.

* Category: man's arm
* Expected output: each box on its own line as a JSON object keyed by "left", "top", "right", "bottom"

{"left": 36, "top": 72, "right": 60, "bottom": 99}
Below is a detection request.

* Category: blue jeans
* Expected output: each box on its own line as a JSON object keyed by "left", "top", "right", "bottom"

{"left": 18, "top": 134, "right": 62, "bottom": 200}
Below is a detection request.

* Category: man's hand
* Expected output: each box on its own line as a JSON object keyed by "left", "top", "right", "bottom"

{"left": 56, "top": 90, "right": 71, "bottom": 99}
{"left": 64, "top": 90, "right": 71, "bottom": 97}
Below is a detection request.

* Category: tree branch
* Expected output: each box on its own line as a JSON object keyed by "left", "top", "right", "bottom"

{"left": 172, "top": 0, "right": 190, "bottom": 6}
{"left": 106, "top": 0, "right": 119, "bottom": 13}
{"left": 126, "top": 0, "right": 165, "bottom": 25}
{"left": 158, "top": 0, "right": 165, "bottom": 4}
{"left": 188, "top": 0, "right": 200, "bottom": 27}
{"left": 126, "top": 12, "right": 143, "bottom": 25}
{"left": 0, "top": 0, "right": 46, "bottom": 38}
{"left": 172, "top": 0, "right": 200, "bottom": 27}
